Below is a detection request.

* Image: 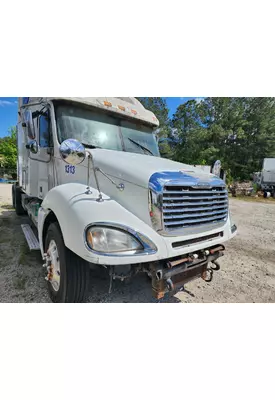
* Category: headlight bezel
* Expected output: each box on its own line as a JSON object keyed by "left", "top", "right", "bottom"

{"left": 84, "top": 222, "right": 157, "bottom": 256}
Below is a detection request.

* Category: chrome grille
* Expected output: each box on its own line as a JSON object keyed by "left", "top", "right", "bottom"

{"left": 162, "top": 185, "right": 228, "bottom": 231}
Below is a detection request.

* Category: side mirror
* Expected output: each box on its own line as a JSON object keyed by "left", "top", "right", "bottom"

{"left": 211, "top": 160, "right": 222, "bottom": 177}
{"left": 23, "top": 110, "right": 35, "bottom": 139}
{"left": 59, "top": 139, "right": 86, "bottom": 165}
{"left": 26, "top": 140, "right": 39, "bottom": 154}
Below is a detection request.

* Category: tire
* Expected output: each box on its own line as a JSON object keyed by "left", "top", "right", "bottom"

{"left": 14, "top": 186, "right": 26, "bottom": 215}
{"left": 45, "top": 222, "right": 90, "bottom": 303}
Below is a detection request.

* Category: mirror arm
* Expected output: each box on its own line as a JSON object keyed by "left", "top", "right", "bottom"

{"left": 85, "top": 150, "right": 103, "bottom": 201}
{"left": 85, "top": 153, "right": 92, "bottom": 195}
{"left": 85, "top": 151, "right": 124, "bottom": 200}
{"left": 95, "top": 167, "right": 124, "bottom": 192}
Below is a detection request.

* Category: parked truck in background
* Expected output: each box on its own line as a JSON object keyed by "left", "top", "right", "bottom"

{"left": 253, "top": 158, "right": 275, "bottom": 198}
{"left": 13, "top": 97, "right": 237, "bottom": 303}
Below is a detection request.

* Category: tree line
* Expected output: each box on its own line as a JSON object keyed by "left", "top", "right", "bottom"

{"left": 138, "top": 97, "right": 275, "bottom": 181}
{"left": 0, "top": 127, "right": 17, "bottom": 171}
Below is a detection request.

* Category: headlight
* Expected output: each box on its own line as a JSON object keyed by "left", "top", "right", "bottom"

{"left": 86, "top": 226, "right": 143, "bottom": 254}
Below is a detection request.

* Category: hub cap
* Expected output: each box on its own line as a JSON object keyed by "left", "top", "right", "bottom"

{"left": 47, "top": 240, "right": 61, "bottom": 292}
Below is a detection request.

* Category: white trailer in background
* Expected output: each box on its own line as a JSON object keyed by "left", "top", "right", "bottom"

{"left": 253, "top": 158, "right": 275, "bottom": 198}
{"left": 13, "top": 97, "right": 237, "bottom": 302}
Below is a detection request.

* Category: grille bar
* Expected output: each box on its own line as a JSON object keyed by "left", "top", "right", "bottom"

{"left": 165, "top": 213, "right": 228, "bottom": 227}
{"left": 164, "top": 209, "right": 227, "bottom": 220}
{"left": 163, "top": 200, "right": 228, "bottom": 207}
{"left": 162, "top": 185, "right": 228, "bottom": 231}
{"left": 163, "top": 189, "right": 227, "bottom": 195}
{"left": 163, "top": 194, "right": 228, "bottom": 201}
{"left": 163, "top": 204, "right": 227, "bottom": 213}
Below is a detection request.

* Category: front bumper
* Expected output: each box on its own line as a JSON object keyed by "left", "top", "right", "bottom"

{"left": 82, "top": 216, "right": 237, "bottom": 266}
{"left": 78, "top": 205, "right": 237, "bottom": 266}
{"left": 149, "top": 244, "right": 225, "bottom": 299}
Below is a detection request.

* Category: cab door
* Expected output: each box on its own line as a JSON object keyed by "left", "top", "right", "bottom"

{"left": 29, "top": 112, "right": 52, "bottom": 198}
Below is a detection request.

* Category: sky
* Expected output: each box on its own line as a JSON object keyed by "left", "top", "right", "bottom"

{"left": 0, "top": 97, "right": 202, "bottom": 138}
{"left": 0, "top": 97, "right": 18, "bottom": 137}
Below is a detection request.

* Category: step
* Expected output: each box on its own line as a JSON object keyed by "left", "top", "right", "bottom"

{"left": 21, "top": 224, "right": 40, "bottom": 251}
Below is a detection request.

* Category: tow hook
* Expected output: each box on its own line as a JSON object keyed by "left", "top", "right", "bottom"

{"left": 210, "top": 260, "right": 220, "bottom": 271}
{"left": 166, "top": 278, "right": 174, "bottom": 291}
{"left": 202, "top": 268, "right": 213, "bottom": 282}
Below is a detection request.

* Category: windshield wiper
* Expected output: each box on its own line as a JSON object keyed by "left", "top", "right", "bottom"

{"left": 82, "top": 142, "right": 102, "bottom": 149}
{"left": 127, "top": 137, "right": 154, "bottom": 156}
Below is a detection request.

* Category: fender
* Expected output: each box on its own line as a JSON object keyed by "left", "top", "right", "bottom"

{"left": 38, "top": 183, "right": 169, "bottom": 265}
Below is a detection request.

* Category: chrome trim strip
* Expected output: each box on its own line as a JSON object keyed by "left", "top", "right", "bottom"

{"left": 84, "top": 222, "right": 157, "bottom": 257}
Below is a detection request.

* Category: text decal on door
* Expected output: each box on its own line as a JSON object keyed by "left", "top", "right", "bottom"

{"left": 65, "top": 165, "right": 76, "bottom": 174}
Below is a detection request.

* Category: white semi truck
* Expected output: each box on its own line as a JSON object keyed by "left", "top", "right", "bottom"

{"left": 13, "top": 97, "right": 237, "bottom": 302}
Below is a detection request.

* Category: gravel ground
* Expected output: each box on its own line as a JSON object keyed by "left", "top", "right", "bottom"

{"left": 1, "top": 183, "right": 275, "bottom": 303}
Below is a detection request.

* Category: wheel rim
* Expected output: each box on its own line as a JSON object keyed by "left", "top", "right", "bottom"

{"left": 47, "top": 240, "right": 61, "bottom": 292}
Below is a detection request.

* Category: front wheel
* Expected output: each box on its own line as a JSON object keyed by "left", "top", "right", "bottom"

{"left": 45, "top": 222, "right": 90, "bottom": 303}
{"left": 14, "top": 185, "right": 26, "bottom": 215}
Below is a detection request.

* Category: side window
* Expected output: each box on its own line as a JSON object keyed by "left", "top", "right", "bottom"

{"left": 24, "top": 111, "right": 36, "bottom": 139}
{"left": 39, "top": 114, "right": 50, "bottom": 147}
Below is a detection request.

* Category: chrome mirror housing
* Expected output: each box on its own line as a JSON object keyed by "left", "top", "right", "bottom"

{"left": 212, "top": 160, "right": 222, "bottom": 177}
{"left": 59, "top": 139, "right": 86, "bottom": 165}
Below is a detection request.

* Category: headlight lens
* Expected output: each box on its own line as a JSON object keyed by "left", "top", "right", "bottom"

{"left": 86, "top": 227, "right": 143, "bottom": 253}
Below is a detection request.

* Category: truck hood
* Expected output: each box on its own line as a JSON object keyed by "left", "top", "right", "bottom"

{"left": 92, "top": 149, "right": 223, "bottom": 188}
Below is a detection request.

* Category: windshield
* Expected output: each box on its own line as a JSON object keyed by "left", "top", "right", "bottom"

{"left": 55, "top": 104, "right": 160, "bottom": 157}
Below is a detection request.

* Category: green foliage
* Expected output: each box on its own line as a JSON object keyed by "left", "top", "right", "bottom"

{"left": 137, "top": 97, "right": 175, "bottom": 159}
{"left": 139, "top": 97, "right": 275, "bottom": 180}
{"left": 0, "top": 126, "right": 17, "bottom": 170}
{"left": 137, "top": 97, "right": 170, "bottom": 128}
{"left": 253, "top": 183, "right": 259, "bottom": 192}
{"left": 172, "top": 97, "right": 275, "bottom": 180}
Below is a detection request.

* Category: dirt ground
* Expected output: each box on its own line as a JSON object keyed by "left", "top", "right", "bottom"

{"left": 0, "top": 183, "right": 275, "bottom": 303}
